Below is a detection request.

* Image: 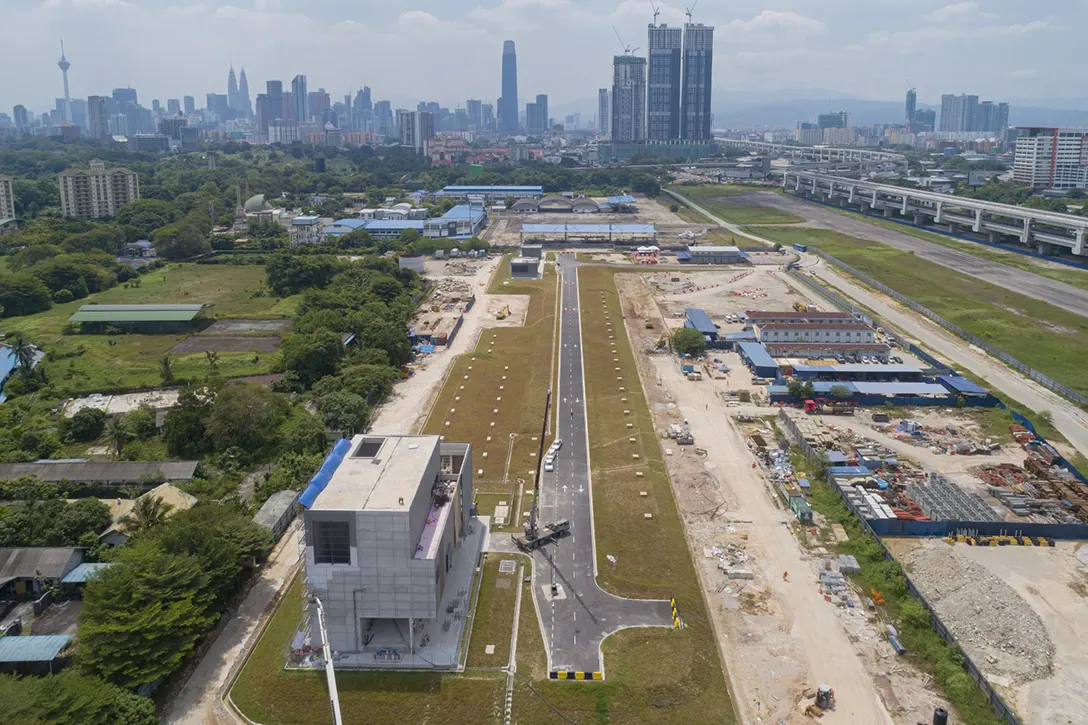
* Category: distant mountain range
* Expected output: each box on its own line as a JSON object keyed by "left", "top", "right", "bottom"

{"left": 549, "top": 88, "right": 1088, "bottom": 129}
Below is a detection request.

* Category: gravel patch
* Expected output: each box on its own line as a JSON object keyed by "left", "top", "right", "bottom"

{"left": 904, "top": 541, "right": 1054, "bottom": 683}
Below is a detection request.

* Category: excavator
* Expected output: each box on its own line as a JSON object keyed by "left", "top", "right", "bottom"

{"left": 495, "top": 304, "right": 510, "bottom": 320}
{"left": 792, "top": 301, "right": 809, "bottom": 312}
{"left": 800, "top": 685, "right": 836, "bottom": 717}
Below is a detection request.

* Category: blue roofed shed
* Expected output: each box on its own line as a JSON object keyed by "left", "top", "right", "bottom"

{"left": 61, "top": 562, "right": 117, "bottom": 585}
{"left": 684, "top": 308, "right": 718, "bottom": 341}
{"left": 0, "top": 635, "right": 74, "bottom": 675}
{"left": 737, "top": 342, "right": 779, "bottom": 378}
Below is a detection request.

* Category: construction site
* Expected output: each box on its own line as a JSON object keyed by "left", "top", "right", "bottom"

{"left": 611, "top": 259, "right": 1088, "bottom": 725}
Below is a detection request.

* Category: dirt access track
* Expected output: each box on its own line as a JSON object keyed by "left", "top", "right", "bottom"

{"left": 719, "top": 190, "right": 1088, "bottom": 318}
{"left": 169, "top": 336, "right": 281, "bottom": 354}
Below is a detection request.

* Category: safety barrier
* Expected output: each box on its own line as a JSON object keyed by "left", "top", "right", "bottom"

{"left": 806, "top": 249, "right": 1088, "bottom": 407}
{"left": 549, "top": 671, "right": 603, "bottom": 681}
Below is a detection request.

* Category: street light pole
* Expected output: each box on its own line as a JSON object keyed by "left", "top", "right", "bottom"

{"left": 313, "top": 595, "right": 344, "bottom": 725}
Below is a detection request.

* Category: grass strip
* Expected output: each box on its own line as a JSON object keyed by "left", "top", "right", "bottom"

{"left": 748, "top": 225, "right": 1088, "bottom": 397}
{"left": 422, "top": 264, "right": 558, "bottom": 531}
{"left": 791, "top": 198, "right": 1088, "bottom": 292}
{"left": 797, "top": 453, "right": 1006, "bottom": 725}
{"left": 465, "top": 553, "right": 521, "bottom": 668}
{"left": 668, "top": 184, "right": 804, "bottom": 225}
{"left": 230, "top": 574, "right": 505, "bottom": 725}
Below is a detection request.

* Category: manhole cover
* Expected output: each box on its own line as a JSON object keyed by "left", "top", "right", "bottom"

{"left": 499, "top": 559, "right": 517, "bottom": 574}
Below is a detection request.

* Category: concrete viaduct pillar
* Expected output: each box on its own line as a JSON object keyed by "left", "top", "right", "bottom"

{"left": 1020, "top": 218, "right": 1032, "bottom": 245}
{"left": 989, "top": 230, "right": 1001, "bottom": 244}
{"left": 973, "top": 209, "right": 983, "bottom": 233}
{"left": 934, "top": 201, "right": 944, "bottom": 224}
{"left": 1076, "top": 229, "right": 1085, "bottom": 256}
{"left": 913, "top": 213, "right": 925, "bottom": 225}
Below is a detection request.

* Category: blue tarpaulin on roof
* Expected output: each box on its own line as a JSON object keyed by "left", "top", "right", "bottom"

{"left": 62, "top": 562, "right": 117, "bottom": 584}
{"left": 298, "top": 438, "right": 354, "bottom": 508}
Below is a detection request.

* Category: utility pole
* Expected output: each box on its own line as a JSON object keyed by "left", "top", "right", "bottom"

{"left": 313, "top": 595, "right": 344, "bottom": 725}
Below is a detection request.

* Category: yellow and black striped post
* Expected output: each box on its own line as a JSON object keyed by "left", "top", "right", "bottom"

{"left": 670, "top": 597, "right": 684, "bottom": 628}
{"left": 549, "top": 671, "right": 603, "bottom": 681}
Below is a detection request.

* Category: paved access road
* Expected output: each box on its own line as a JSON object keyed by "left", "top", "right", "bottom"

{"left": 715, "top": 190, "right": 1088, "bottom": 319}
{"left": 527, "top": 254, "right": 672, "bottom": 674}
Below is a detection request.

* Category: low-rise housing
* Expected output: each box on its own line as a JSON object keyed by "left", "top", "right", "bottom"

{"left": 0, "top": 547, "right": 84, "bottom": 598}
{"left": 754, "top": 322, "right": 875, "bottom": 345}
{"left": 0, "top": 460, "right": 199, "bottom": 488}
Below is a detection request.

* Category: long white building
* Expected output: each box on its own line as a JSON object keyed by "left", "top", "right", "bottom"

{"left": 0, "top": 176, "right": 15, "bottom": 220}
{"left": 1014, "top": 127, "right": 1088, "bottom": 190}
{"left": 58, "top": 160, "right": 140, "bottom": 219}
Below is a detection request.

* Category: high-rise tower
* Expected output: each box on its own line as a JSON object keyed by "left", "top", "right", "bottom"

{"left": 228, "top": 65, "right": 239, "bottom": 111}
{"left": 498, "top": 40, "right": 519, "bottom": 135}
{"left": 238, "top": 66, "right": 252, "bottom": 118}
{"left": 612, "top": 55, "right": 647, "bottom": 143}
{"left": 57, "top": 41, "right": 72, "bottom": 126}
{"left": 598, "top": 89, "right": 610, "bottom": 135}
{"left": 681, "top": 23, "right": 714, "bottom": 140}
{"left": 647, "top": 23, "right": 682, "bottom": 140}
{"left": 905, "top": 88, "right": 917, "bottom": 125}
{"left": 292, "top": 74, "right": 309, "bottom": 122}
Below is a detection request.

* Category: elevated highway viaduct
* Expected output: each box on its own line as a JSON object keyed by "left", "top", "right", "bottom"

{"left": 782, "top": 169, "right": 1088, "bottom": 257}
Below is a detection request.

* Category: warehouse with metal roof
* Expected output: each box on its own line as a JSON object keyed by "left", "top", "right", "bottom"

{"left": 0, "top": 460, "right": 199, "bottom": 487}
{"left": 737, "top": 341, "right": 780, "bottom": 378}
{"left": 519, "top": 223, "right": 656, "bottom": 244}
{"left": 68, "top": 304, "right": 208, "bottom": 333}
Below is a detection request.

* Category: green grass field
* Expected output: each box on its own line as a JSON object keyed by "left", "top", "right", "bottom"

{"left": 798, "top": 204, "right": 1088, "bottom": 293}
{"left": 465, "top": 554, "right": 521, "bottom": 668}
{"left": 230, "top": 575, "right": 506, "bottom": 725}
{"left": 669, "top": 185, "right": 803, "bottom": 225}
{"left": 422, "top": 262, "right": 558, "bottom": 532}
{"left": 748, "top": 226, "right": 1088, "bottom": 397}
{"left": 1, "top": 264, "right": 294, "bottom": 394}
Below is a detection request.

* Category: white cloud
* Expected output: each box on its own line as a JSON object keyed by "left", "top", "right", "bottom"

{"left": 726, "top": 10, "right": 827, "bottom": 33}
{"left": 929, "top": 2, "right": 988, "bottom": 23}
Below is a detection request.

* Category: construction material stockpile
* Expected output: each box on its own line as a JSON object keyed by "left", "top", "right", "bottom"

{"left": 906, "top": 474, "right": 1001, "bottom": 522}
{"left": 971, "top": 426, "right": 1088, "bottom": 524}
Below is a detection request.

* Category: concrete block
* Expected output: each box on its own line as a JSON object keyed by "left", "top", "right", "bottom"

{"left": 726, "top": 568, "right": 754, "bottom": 580}
{"left": 455, "top": 396, "right": 460, "bottom": 401}
{"left": 644, "top": 513, "right": 653, "bottom": 519}
{"left": 450, "top": 408, "right": 456, "bottom": 414}
{"left": 464, "top": 375, "right": 469, "bottom": 379}
{"left": 624, "top": 410, "right": 630, "bottom": 415}
{"left": 490, "top": 422, "right": 495, "bottom": 427}
{"left": 635, "top": 471, "right": 643, "bottom": 477}
{"left": 627, "top": 423, "right": 633, "bottom": 429}
{"left": 468, "top": 366, "right": 473, "bottom": 370}
{"left": 640, "top": 491, "right": 648, "bottom": 497}
{"left": 482, "top": 452, "right": 488, "bottom": 458}
{"left": 629, "top": 437, "right": 636, "bottom": 443}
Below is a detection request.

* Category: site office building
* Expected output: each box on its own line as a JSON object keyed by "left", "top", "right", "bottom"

{"left": 302, "top": 434, "right": 473, "bottom": 654}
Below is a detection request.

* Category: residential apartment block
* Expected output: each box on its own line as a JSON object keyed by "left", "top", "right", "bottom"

{"left": 57, "top": 160, "right": 140, "bottom": 219}
{"left": 1014, "top": 127, "right": 1088, "bottom": 190}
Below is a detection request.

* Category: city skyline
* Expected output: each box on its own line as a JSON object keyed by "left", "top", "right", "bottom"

{"left": 1, "top": 1, "right": 1078, "bottom": 114}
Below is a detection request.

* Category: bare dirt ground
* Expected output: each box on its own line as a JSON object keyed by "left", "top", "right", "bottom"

{"left": 201, "top": 319, "right": 292, "bottom": 335}
{"left": 169, "top": 336, "right": 281, "bottom": 354}
{"left": 887, "top": 538, "right": 1088, "bottom": 725}
{"left": 371, "top": 255, "right": 513, "bottom": 434}
{"left": 615, "top": 272, "right": 953, "bottom": 725}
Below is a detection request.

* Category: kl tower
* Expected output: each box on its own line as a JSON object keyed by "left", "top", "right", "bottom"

{"left": 58, "top": 41, "right": 72, "bottom": 125}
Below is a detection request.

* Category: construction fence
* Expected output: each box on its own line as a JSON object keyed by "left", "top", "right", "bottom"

{"left": 804, "top": 250, "right": 1088, "bottom": 407}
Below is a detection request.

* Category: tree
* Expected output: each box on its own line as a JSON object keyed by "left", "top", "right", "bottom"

{"left": 122, "top": 404, "right": 157, "bottom": 440}
{"left": 105, "top": 416, "right": 129, "bottom": 458}
{"left": 0, "top": 272, "right": 53, "bottom": 318}
{"left": 8, "top": 333, "right": 37, "bottom": 379}
{"left": 153, "top": 223, "right": 210, "bottom": 260}
{"left": 828, "top": 384, "right": 851, "bottom": 399}
{"left": 205, "top": 350, "right": 220, "bottom": 375}
{"left": 284, "top": 410, "right": 330, "bottom": 455}
{"left": 318, "top": 391, "right": 370, "bottom": 434}
{"left": 68, "top": 408, "right": 107, "bottom": 441}
{"left": 205, "top": 383, "right": 288, "bottom": 457}
{"left": 118, "top": 495, "right": 175, "bottom": 535}
{"left": 78, "top": 546, "right": 213, "bottom": 688}
{"left": 0, "top": 669, "right": 157, "bottom": 725}
{"left": 278, "top": 330, "right": 345, "bottom": 388}
{"left": 115, "top": 199, "right": 179, "bottom": 237}
{"left": 159, "top": 355, "right": 175, "bottom": 385}
{"left": 399, "top": 227, "right": 421, "bottom": 244}
{"left": 671, "top": 327, "right": 707, "bottom": 357}
{"left": 162, "top": 386, "right": 212, "bottom": 458}
{"left": 356, "top": 319, "right": 413, "bottom": 367}
{"left": 266, "top": 254, "right": 339, "bottom": 296}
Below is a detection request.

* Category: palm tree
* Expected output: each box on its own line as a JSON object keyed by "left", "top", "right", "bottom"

{"left": 105, "top": 416, "right": 128, "bottom": 458}
{"left": 9, "top": 334, "right": 36, "bottom": 378}
{"left": 118, "top": 495, "right": 174, "bottom": 535}
{"left": 159, "top": 355, "right": 175, "bottom": 384}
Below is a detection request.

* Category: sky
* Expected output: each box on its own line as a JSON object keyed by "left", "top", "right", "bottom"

{"left": 2, "top": 0, "right": 1080, "bottom": 115}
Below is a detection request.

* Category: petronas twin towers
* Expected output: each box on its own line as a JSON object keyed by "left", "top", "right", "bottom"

{"left": 227, "top": 65, "right": 253, "bottom": 118}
